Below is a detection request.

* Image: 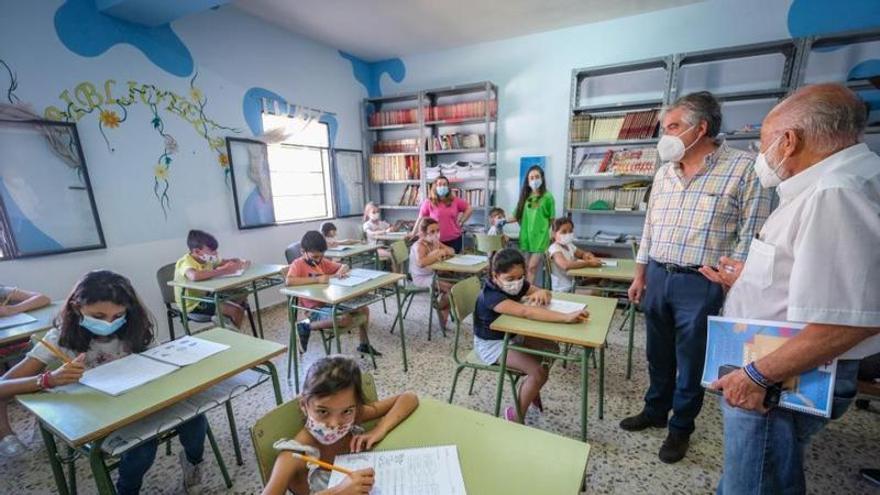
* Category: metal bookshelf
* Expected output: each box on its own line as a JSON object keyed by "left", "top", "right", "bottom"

{"left": 363, "top": 81, "right": 498, "bottom": 220}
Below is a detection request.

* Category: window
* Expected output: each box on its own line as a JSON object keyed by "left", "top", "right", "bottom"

{"left": 0, "top": 119, "right": 105, "bottom": 260}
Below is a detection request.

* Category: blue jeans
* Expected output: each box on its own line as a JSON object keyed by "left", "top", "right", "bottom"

{"left": 116, "top": 414, "right": 208, "bottom": 495}
{"left": 642, "top": 260, "right": 725, "bottom": 434}
{"left": 717, "top": 360, "right": 860, "bottom": 495}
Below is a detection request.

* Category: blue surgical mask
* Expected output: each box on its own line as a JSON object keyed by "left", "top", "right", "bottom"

{"left": 80, "top": 314, "right": 127, "bottom": 336}
{"left": 436, "top": 186, "right": 449, "bottom": 197}
{"left": 529, "top": 178, "right": 542, "bottom": 191}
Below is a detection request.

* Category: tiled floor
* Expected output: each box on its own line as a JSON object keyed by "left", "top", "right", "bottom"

{"left": 1, "top": 296, "right": 878, "bottom": 494}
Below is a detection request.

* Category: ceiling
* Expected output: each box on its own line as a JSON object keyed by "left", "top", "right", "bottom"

{"left": 233, "top": 0, "right": 702, "bottom": 61}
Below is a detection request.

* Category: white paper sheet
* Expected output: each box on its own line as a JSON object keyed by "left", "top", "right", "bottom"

{"left": 348, "top": 268, "right": 387, "bottom": 280}
{"left": 216, "top": 268, "right": 246, "bottom": 278}
{"left": 601, "top": 260, "right": 619, "bottom": 267}
{"left": 329, "top": 276, "right": 369, "bottom": 287}
{"left": 444, "top": 255, "right": 487, "bottom": 266}
{"left": 327, "top": 445, "right": 467, "bottom": 495}
{"left": 80, "top": 354, "right": 179, "bottom": 396}
{"left": 546, "top": 299, "right": 587, "bottom": 314}
{"left": 140, "top": 336, "right": 230, "bottom": 366}
{"left": 0, "top": 312, "right": 37, "bottom": 329}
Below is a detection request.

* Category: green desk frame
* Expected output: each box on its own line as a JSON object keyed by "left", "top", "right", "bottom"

{"left": 427, "top": 257, "right": 489, "bottom": 338}
{"left": 325, "top": 244, "right": 381, "bottom": 269}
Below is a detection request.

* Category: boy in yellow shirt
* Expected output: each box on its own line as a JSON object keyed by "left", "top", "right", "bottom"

{"left": 174, "top": 229, "right": 248, "bottom": 327}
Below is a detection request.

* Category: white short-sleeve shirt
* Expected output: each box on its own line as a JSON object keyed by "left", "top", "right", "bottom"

{"left": 548, "top": 242, "right": 576, "bottom": 292}
{"left": 723, "top": 143, "right": 880, "bottom": 359}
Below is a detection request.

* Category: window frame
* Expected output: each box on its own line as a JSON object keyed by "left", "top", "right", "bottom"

{"left": 0, "top": 118, "right": 106, "bottom": 261}
{"left": 330, "top": 148, "right": 367, "bottom": 219}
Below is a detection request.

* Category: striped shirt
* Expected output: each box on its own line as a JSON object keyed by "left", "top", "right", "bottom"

{"left": 636, "top": 143, "right": 771, "bottom": 267}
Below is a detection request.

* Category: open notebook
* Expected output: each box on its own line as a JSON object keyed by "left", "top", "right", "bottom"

{"left": 78, "top": 337, "right": 230, "bottom": 396}
{"left": 0, "top": 312, "right": 37, "bottom": 329}
{"left": 327, "top": 445, "right": 467, "bottom": 495}
{"left": 444, "top": 255, "right": 487, "bottom": 266}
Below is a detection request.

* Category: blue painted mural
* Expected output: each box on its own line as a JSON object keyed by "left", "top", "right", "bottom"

{"left": 339, "top": 51, "right": 405, "bottom": 98}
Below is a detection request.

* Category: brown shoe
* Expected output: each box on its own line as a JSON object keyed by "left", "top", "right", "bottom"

{"left": 658, "top": 431, "right": 690, "bottom": 464}
{"left": 619, "top": 411, "right": 667, "bottom": 432}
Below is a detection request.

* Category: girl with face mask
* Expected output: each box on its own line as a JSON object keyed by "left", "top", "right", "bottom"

{"left": 410, "top": 218, "right": 455, "bottom": 330}
{"left": 472, "top": 248, "right": 589, "bottom": 423}
{"left": 514, "top": 166, "right": 555, "bottom": 284}
{"left": 265, "top": 356, "right": 419, "bottom": 495}
{"left": 547, "top": 218, "right": 603, "bottom": 293}
{"left": 0, "top": 270, "right": 210, "bottom": 494}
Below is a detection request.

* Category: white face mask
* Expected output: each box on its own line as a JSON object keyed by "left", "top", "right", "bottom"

{"left": 425, "top": 233, "right": 439, "bottom": 243}
{"left": 754, "top": 135, "right": 788, "bottom": 188}
{"left": 497, "top": 277, "right": 525, "bottom": 295}
{"left": 199, "top": 253, "right": 219, "bottom": 265}
{"left": 304, "top": 414, "right": 354, "bottom": 445}
{"left": 559, "top": 233, "right": 575, "bottom": 245}
{"left": 656, "top": 124, "right": 698, "bottom": 163}
{"left": 369, "top": 212, "right": 380, "bottom": 221}
{"left": 528, "top": 178, "right": 542, "bottom": 191}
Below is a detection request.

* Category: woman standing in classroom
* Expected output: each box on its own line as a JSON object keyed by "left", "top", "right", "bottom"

{"left": 515, "top": 165, "right": 555, "bottom": 284}
{"left": 412, "top": 175, "right": 472, "bottom": 252}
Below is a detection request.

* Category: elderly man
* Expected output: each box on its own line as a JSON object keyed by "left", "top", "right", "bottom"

{"left": 704, "top": 83, "right": 880, "bottom": 493}
{"left": 621, "top": 91, "right": 771, "bottom": 463}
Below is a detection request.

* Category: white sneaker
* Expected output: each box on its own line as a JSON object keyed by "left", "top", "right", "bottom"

{"left": 178, "top": 450, "right": 204, "bottom": 494}
{"left": 0, "top": 434, "right": 26, "bottom": 457}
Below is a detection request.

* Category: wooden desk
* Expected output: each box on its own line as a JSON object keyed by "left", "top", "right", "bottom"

{"left": 324, "top": 243, "right": 380, "bottom": 268}
{"left": 168, "top": 263, "right": 286, "bottom": 337}
{"left": 280, "top": 272, "right": 408, "bottom": 389}
{"left": 490, "top": 293, "right": 617, "bottom": 441}
{"left": 0, "top": 302, "right": 59, "bottom": 346}
{"left": 376, "top": 398, "right": 590, "bottom": 495}
{"left": 17, "top": 328, "right": 285, "bottom": 495}
{"left": 568, "top": 258, "right": 638, "bottom": 379}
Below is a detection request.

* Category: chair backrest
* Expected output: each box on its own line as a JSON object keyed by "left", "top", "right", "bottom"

{"left": 630, "top": 240, "right": 640, "bottom": 262}
{"left": 448, "top": 276, "right": 481, "bottom": 363}
{"left": 474, "top": 234, "right": 503, "bottom": 255}
{"left": 543, "top": 253, "right": 554, "bottom": 290}
{"left": 284, "top": 242, "right": 302, "bottom": 264}
{"left": 156, "top": 263, "right": 177, "bottom": 306}
{"left": 250, "top": 372, "right": 378, "bottom": 486}
{"left": 389, "top": 240, "right": 409, "bottom": 273}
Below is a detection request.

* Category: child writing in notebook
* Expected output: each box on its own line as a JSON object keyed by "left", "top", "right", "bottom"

{"left": 0, "top": 285, "right": 51, "bottom": 456}
{"left": 410, "top": 218, "right": 455, "bottom": 330}
{"left": 175, "top": 229, "right": 249, "bottom": 328}
{"left": 287, "top": 231, "right": 381, "bottom": 357}
{"left": 474, "top": 248, "right": 589, "bottom": 423}
{"left": 262, "top": 355, "right": 419, "bottom": 495}
{"left": 0, "top": 270, "right": 209, "bottom": 494}
{"left": 321, "top": 222, "right": 357, "bottom": 249}
{"left": 547, "top": 218, "right": 602, "bottom": 293}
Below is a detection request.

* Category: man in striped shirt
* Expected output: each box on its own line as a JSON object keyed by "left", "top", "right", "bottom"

{"left": 619, "top": 91, "right": 771, "bottom": 463}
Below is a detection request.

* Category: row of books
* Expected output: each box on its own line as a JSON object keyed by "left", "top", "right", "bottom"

{"left": 571, "top": 109, "right": 659, "bottom": 142}
{"left": 370, "top": 155, "right": 420, "bottom": 181}
{"left": 399, "top": 185, "right": 421, "bottom": 206}
{"left": 426, "top": 100, "right": 497, "bottom": 122}
{"left": 450, "top": 188, "right": 488, "bottom": 207}
{"left": 574, "top": 148, "right": 658, "bottom": 176}
{"left": 426, "top": 133, "right": 485, "bottom": 151}
{"left": 374, "top": 138, "right": 420, "bottom": 154}
{"left": 369, "top": 108, "right": 419, "bottom": 127}
{"left": 568, "top": 183, "right": 650, "bottom": 211}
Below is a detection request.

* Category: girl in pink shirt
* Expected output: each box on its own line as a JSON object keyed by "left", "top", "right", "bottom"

{"left": 412, "top": 175, "right": 472, "bottom": 253}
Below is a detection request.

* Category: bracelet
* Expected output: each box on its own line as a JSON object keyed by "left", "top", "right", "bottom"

{"left": 744, "top": 362, "right": 772, "bottom": 389}
{"left": 38, "top": 372, "right": 53, "bottom": 390}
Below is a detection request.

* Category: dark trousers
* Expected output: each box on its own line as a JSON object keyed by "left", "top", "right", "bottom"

{"left": 642, "top": 260, "right": 725, "bottom": 434}
{"left": 443, "top": 236, "right": 463, "bottom": 253}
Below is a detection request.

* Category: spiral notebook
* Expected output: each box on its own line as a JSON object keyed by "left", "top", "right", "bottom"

{"left": 327, "top": 445, "right": 467, "bottom": 494}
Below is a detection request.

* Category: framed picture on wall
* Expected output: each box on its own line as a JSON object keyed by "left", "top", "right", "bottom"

{"left": 0, "top": 119, "right": 105, "bottom": 260}
{"left": 226, "top": 137, "right": 276, "bottom": 229}
{"left": 332, "top": 149, "right": 366, "bottom": 218}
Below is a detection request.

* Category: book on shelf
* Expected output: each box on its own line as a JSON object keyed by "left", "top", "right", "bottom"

{"left": 370, "top": 155, "right": 420, "bottom": 181}
{"left": 426, "top": 133, "right": 485, "bottom": 151}
{"left": 588, "top": 231, "right": 640, "bottom": 244}
{"left": 574, "top": 148, "right": 657, "bottom": 176}
{"left": 427, "top": 100, "right": 497, "bottom": 122}
{"left": 568, "top": 181, "right": 650, "bottom": 211}
{"left": 399, "top": 185, "right": 421, "bottom": 206}
{"left": 369, "top": 108, "right": 418, "bottom": 127}
{"left": 570, "top": 109, "right": 659, "bottom": 142}
{"left": 373, "top": 138, "right": 420, "bottom": 153}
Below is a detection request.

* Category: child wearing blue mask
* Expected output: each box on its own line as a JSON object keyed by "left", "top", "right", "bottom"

{"left": 0, "top": 270, "right": 209, "bottom": 494}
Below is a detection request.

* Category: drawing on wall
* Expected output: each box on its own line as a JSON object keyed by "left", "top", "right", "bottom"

{"left": 43, "top": 74, "right": 239, "bottom": 217}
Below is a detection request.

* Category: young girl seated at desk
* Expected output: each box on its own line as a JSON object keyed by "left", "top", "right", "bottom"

{"left": 262, "top": 355, "right": 418, "bottom": 495}
{"left": 547, "top": 218, "right": 602, "bottom": 293}
{"left": 410, "top": 218, "right": 455, "bottom": 330}
{"left": 0, "top": 270, "right": 209, "bottom": 494}
{"left": 474, "top": 248, "right": 589, "bottom": 423}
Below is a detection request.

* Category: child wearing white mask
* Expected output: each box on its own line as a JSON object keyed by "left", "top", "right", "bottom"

{"left": 410, "top": 218, "right": 455, "bottom": 329}
{"left": 473, "top": 248, "right": 588, "bottom": 423}
{"left": 264, "top": 356, "right": 418, "bottom": 495}
{"left": 361, "top": 202, "right": 393, "bottom": 246}
{"left": 547, "top": 218, "right": 602, "bottom": 292}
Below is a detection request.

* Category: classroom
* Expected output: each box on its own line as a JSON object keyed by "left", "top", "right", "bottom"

{"left": 1, "top": 0, "right": 879, "bottom": 494}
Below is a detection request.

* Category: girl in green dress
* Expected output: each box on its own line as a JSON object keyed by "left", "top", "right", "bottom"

{"left": 514, "top": 165, "right": 555, "bottom": 284}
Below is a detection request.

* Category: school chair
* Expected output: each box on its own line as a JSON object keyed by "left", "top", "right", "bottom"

{"left": 542, "top": 254, "right": 597, "bottom": 371}
{"left": 446, "top": 276, "right": 524, "bottom": 419}
{"left": 474, "top": 233, "right": 503, "bottom": 255}
{"left": 250, "top": 373, "right": 378, "bottom": 486}
{"left": 156, "top": 263, "right": 213, "bottom": 341}
{"left": 284, "top": 242, "right": 302, "bottom": 264}
{"left": 387, "top": 240, "right": 444, "bottom": 340}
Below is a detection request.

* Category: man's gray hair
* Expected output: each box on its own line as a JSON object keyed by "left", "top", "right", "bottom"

{"left": 770, "top": 83, "right": 867, "bottom": 153}
{"left": 661, "top": 91, "right": 723, "bottom": 137}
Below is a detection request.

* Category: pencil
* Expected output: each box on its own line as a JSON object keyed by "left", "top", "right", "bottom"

{"left": 38, "top": 338, "right": 72, "bottom": 364}
{"left": 291, "top": 452, "right": 353, "bottom": 476}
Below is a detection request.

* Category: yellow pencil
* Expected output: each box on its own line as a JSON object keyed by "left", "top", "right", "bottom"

{"left": 291, "top": 452, "right": 353, "bottom": 476}
{"left": 38, "top": 338, "right": 71, "bottom": 364}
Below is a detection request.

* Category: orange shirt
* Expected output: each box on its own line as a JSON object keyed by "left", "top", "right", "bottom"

{"left": 286, "top": 256, "right": 342, "bottom": 309}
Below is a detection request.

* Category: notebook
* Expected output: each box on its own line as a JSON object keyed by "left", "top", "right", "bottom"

{"left": 444, "top": 255, "right": 488, "bottom": 266}
{"left": 140, "top": 336, "right": 230, "bottom": 366}
{"left": 79, "top": 354, "right": 179, "bottom": 397}
{"left": 546, "top": 299, "right": 587, "bottom": 314}
{"left": 327, "top": 445, "right": 467, "bottom": 495}
{"left": 348, "top": 268, "right": 387, "bottom": 281}
{"left": 0, "top": 312, "right": 37, "bottom": 329}
{"left": 216, "top": 268, "right": 246, "bottom": 278}
{"left": 329, "top": 276, "right": 369, "bottom": 287}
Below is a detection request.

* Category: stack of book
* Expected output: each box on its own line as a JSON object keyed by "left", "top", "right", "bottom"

{"left": 399, "top": 185, "right": 421, "bottom": 206}
{"left": 427, "top": 100, "right": 497, "bottom": 122}
{"left": 374, "top": 138, "right": 420, "bottom": 153}
{"left": 426, "top": 133, "right": 485, "bottom": 151}
{"left": 369, "top": 108, "right": 419, "bottom": 127}
{"left": 570, "top": 109, "right": 659, "bottom": 142}
{"left": 448, "top": 188, "right": 487, "bottom": 207}
{"left": 370, "top": 155, "right": 420, "bottom": 181}
{"left": 568, "top": 187, "right": 616, "bottom": 210}
{"left": 574, "top": 148, "right": 657, "bottom": 176}
{"left": 574, "top": 150, "right": 614, "bottom": 175}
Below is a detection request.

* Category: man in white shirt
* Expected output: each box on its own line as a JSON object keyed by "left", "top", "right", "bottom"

{"left": 701, "top": 83, "right": 880, "bottom": 494}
